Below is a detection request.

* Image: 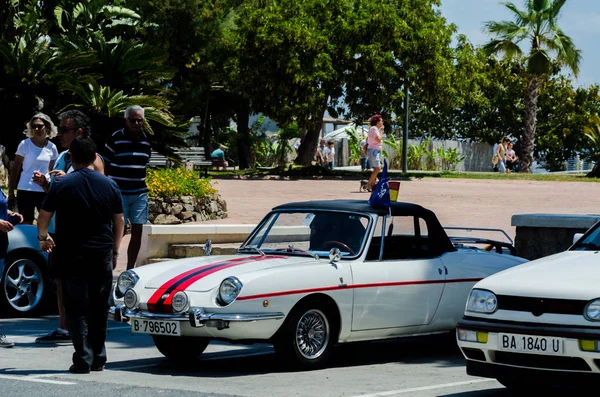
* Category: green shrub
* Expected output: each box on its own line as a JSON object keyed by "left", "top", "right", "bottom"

{"left": 147, "top": 168, "right": 217, "bottom": 199}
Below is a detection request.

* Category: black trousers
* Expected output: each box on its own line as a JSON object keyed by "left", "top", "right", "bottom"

{"left": 60, "top": 250, "right": 113, "bottom": 370}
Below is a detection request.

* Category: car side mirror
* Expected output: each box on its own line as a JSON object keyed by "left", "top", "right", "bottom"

{"left": 573, "top": 233, "right": 584, "bottom": 245}
{"left": 329, "top": 248, "right": 341, "bottom": 264}
{"left": 203, "top": 239, "right": 212, "bottom": 256}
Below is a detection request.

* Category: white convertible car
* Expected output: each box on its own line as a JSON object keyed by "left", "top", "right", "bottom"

{"left": 457, "top": 223, "right": 600, "bottom": 390}
{"left": 111, "top": 199, "right": 527, "bottom": 369}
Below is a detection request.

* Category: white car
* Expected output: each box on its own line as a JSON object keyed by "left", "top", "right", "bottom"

{"left": 111, "top": 199, "right": 527, "bottom": 369}
{"left": 456, "top": 224, "right": 600, "bottom": 390}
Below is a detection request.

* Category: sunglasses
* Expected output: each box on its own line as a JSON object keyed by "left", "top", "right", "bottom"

{"left": 32, "top": 124, "right": 45, "bottom": 130}
{"left": 127, "top": 118, "right": 144, "bottom": 124}
{"left": 59, "top": 126, "right": 78, "bottom": 133}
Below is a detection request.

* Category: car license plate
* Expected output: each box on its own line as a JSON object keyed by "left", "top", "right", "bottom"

{"left": 498, "top": 333, "right": 563, "bottom": 355}
{"left": 131, "top": 318, "right": 181, "bottom": 336}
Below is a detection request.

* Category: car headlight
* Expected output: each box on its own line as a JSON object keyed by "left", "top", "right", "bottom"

{"left": 115, "top": 270, "right": 139, "bottom": 299}
{"left": 585, "top": 299, "right": 600, "bottom": 321}
{"left": 171, "top": 291, "right": 189, "bottom": 313}
{"left": 124, "top": 289, "right": 138, "bottom": 309}
{"left": 465, "top": 289, "right": 498, "bottom": 314}
{"left": 217, "top": 277, "right": 243, "bottom": 306}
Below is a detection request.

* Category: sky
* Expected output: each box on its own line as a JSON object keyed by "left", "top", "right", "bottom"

{"left": 438, "top": 0, "right": 600, "bottom": 88}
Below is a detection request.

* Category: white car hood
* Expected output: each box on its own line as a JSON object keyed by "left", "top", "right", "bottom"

{"left": 136, "top": 254, "right": 314, "bottom": 292}
{"left": 475, "top": 250, "right": 600, "bottom": 300}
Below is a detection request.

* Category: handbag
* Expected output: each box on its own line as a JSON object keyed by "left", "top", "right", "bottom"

{"left": 492, "top": 155, "right": 499, "bottom": 165}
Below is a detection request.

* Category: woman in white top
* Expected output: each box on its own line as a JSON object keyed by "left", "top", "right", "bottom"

{"left": 9, "top": 113, "right": 59, "bottom": 224}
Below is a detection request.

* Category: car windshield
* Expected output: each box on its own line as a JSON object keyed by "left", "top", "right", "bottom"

{"left": 240, "top": 211, "right": 370, "bottom": 258}
{"left": 571, "top": 223, "right": 600, "bottom": 251}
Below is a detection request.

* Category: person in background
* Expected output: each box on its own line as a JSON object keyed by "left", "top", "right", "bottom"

{"left": 103, "top": 105, "right": 150, "bottom": 271}
{"left": 505, "top": 141, "right": 518, "bottom": 173}
{"left": 37, "top": 136, "right": 124, "bottom": 374}
{"left": 33, "top": 109, "right": 104, "bottom": 345}
{"left": 317, "top": 138, "right": 327, "bottom": 166}
{"left": 211, "top": 144, "right": 229, "bottom": 170}
{"left": 324, "top": 140, "right": 335, "bottom": 169}
{"left": 496, "top": 136, "right": 510, "bottom": 174}
{"left": 0, "top": 187, "right": 23, "bottom": 348}
{"left": 366, "top": 114, "right": 384, "bottom": 191}
{"left": 359, "top": 132, "right": 369, "bottom": 171}
{"left": 8, "top": 113, "right": 59, "bottom": 224}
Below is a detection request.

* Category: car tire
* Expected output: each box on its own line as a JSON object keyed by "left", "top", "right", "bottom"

{"left": 273, "top": 302, "right": 336, "bottom": 370}
{"left": 152, "top": 335, "right": 210, "bottom": 361}
{"left": 1, "top": 255, "right": 52, "bottom": 316}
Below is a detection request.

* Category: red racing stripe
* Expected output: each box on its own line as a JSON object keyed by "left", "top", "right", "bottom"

{"left": 146, "top": 255, "right": 284, "bottom": 312}
{"left": 161, "top": 256, "right": 276, "bottom": 308}
{"left": 236, "top": 277, "right": 483, "bottom": 301}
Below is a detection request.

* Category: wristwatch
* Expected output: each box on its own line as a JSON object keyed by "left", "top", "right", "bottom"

{"left": 38, "top": 235, "right": 50, "bottom": 241}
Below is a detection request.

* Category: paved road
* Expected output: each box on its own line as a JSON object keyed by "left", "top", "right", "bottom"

{"left": 5, "top": 176, "right": 594, "bottom": 395}
{"left": 1, "top": 315, "right": 515, "bottom": 397}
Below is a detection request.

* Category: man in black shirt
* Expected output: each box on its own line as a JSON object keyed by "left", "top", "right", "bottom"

{"left": 37, "top": 136, "right": 124, "bottom": 374}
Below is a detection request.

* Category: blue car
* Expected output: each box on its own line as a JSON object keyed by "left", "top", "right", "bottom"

{"left": 1, "top": 224, "right": 51, "bottom": 315}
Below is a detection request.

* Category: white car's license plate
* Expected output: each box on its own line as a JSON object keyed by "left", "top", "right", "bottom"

{"left": 498, "top": 333, "right": 563, "bottom": 355}
{"left": 131, "top": 318, "right": 181, "bottom": 336}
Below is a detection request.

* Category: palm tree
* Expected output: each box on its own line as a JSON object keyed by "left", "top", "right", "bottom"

{"left": 483, "top": 0, "right": 581, "bottom": 173}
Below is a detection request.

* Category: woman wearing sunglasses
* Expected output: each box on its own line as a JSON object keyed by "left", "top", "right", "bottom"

{"left": 8, "top": 113, "right": 59, "bottom": 224}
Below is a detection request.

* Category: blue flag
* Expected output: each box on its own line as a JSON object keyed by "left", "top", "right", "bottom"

{"left": 368, "top": 159, "right": 391, "bottom": 207}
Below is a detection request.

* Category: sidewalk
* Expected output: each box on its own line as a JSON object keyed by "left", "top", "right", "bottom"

{"left": 115, "top": 176, "right": 600, "bottom": 275}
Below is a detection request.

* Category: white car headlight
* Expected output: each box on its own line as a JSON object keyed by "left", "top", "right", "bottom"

{"left": 115, "top": 270, "right": 139, "bottom": 299}
{"left": 585, "top": 299, "right": 600, "bottom": 321}
{"left": 466, "top": 289, "right": 498, "bottom": 314}
{"left": 217, "top": 277, "right": 243, "bottom": 306}
{"left": 124, "top": 289, "right": 138, "bottom": 309}
{"left": 171, "top": 291, "right": 189, "bottom": 313}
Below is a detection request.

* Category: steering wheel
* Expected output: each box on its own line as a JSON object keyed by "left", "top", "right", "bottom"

{"left": 319, "top": 240, "right": 356, "bottom": 255}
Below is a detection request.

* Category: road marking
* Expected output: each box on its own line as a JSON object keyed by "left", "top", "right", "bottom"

{"left": 348, "top": 379, "right": 496, "bottom": 397}
{"left": 0, "top": 374, "right": 76, "bottom": 385}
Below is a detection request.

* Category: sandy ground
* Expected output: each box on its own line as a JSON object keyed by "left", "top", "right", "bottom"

{"left": 114, "top": 177, "right": 597, "bottom": 273}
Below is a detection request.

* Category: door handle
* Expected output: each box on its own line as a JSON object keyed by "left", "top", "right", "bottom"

{"left": 444, "top": 266, "right": 448, "bottom": 275}
{"left": 438, "top": 268, "right": 442, "bottom": 275}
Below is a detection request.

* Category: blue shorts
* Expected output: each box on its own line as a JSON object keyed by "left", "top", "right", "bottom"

{"left": 121, "top": 192, "right": 148, "bottom": 225}
{"left": 367, "top": 148, "right": 382, "bottom": 169}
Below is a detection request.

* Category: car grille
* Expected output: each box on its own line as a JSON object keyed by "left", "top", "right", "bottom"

{"left": 497, "top": 295, "right": 587, "bottom": 316}
{"left": 494, "top": 351, "right": 591, "bottom": 371}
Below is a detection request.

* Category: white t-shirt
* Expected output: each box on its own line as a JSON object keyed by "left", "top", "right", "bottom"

{"left": 16, "top": 138, "right": 59, "bottom": 192}
{"left": 325, "top": 146, "right": 335, "bottom": 162}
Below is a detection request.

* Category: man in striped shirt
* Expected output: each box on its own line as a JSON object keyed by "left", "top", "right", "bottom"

{"left": 102, "top": 105, "right": 151, "bottom": 270}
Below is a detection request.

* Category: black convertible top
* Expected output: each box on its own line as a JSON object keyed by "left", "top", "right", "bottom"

{"left": 274, "top": 200, "right": 434, "bottom": 218}
{"left": 273, "top": 199, "right": 455, "bottom": 254}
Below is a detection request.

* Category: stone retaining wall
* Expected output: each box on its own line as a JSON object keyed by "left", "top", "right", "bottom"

{"left": 512, "top": 214, "right": 600, "bottom": 260}
{"left": 148, "top": 193, "right": 228, "bottom": 224}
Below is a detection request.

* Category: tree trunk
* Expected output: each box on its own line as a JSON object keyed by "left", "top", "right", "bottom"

{"left": 294, "top": 120, "right": 323, "bottom": 166}
{"left": 236, "top": 98, "right": 251, "bottom": 170}
{"left": 520, "top": 77, "right": 539, "bottom": 173}
{"left": 586, "top": 162, "right": 600, "bottom": 178}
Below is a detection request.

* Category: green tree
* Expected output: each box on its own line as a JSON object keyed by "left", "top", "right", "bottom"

{"left": 233, "top": 0, "right": 455, "bottom": 166}
{"left": 483, "top": 0, "right": 581, "bottom": 172}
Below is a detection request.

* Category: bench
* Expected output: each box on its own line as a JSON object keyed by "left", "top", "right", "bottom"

{"left": 149, "top": 147, "right": 212, "bottom": 177}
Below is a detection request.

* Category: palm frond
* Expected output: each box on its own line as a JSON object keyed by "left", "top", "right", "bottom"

{"left": 482, "top": 39, "right": 523, "bottom": 59}
{"left": 502, "top": 2, "right": 530, "bottom": 26}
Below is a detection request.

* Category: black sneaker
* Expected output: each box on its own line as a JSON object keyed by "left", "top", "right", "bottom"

{"left": 0, "top": 334, "right": 14, "bottom": 348}
{"left": 35, "top": 330, "right": 72, "bottom": 345}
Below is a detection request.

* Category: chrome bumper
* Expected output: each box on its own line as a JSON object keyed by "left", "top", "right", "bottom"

{"left": 109, "top": 305, "right": 284, "bottom": 330}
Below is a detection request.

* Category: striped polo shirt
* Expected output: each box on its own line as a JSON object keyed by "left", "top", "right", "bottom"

{"left": 103, "top": 128, "right": 151, "bottom": 195}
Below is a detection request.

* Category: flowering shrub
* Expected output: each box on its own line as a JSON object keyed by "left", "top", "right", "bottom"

{"left": 147, "top": 168, "right": 217, "bottom": 199}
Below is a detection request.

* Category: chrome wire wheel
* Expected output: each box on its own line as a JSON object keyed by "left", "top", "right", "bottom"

{"left": 295, "top": 309, "right": 330, "bottom": 360}
{"left": 3, "top": 258, "right": 44, "bottom": 312}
